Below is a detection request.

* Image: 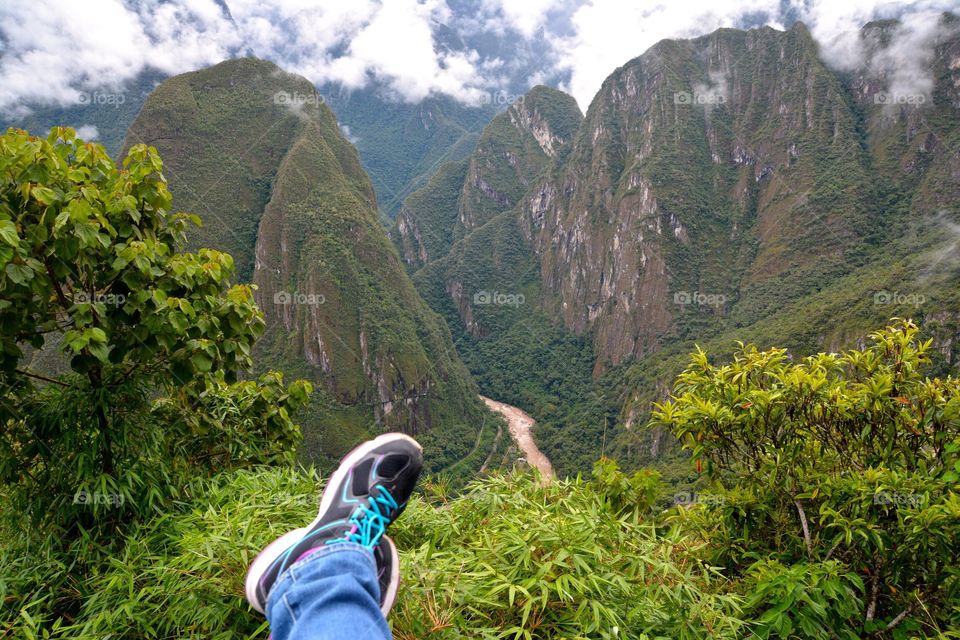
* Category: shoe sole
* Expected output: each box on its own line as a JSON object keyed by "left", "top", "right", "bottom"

{"left": 244, "top": 433, "right": 421, "bottom": 613}
{"left": 244, "top": 527, "right": 307, "bottom": 614}
{"left": 379, "top": 535, "right": 401, "bottom": 615}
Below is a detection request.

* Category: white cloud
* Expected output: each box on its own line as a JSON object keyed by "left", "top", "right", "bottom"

{"left": 873, "top": 10, "right": 947, "bottom": 108}
{"left": 340, "top": 124, "right": 360, "bottom": 144}
{"left": 0, "top": 0, "right": 956, "bottom": 115}
{"left": 795, "top": 0, "right": 958, "bottom": 71}
{"left": 0, "top": 0, "right": 236, "bottom": 114}
{"left": 479, "top": 0, "right": 566, "bottom": 38}
{"left": 340, "top": 0, "right": 472, "bottom": 100}
{"left": 75, "top": 125, "right": 99, "bottom": 140}
{"left": 549, "top": 0, "right": 785, "bottom": 108}
{"left": 547, "top": 0, "right": 958, "bottom": 108}
{"left": 0, "top": 0, "right": 495, "bottom": 112}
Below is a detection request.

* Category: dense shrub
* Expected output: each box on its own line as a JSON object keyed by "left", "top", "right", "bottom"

{"left": 652, "top": 319, "right": 960, "bottom": 637}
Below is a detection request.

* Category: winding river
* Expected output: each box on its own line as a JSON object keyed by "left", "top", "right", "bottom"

{"left": 480, "top": 396, "right": 555, "bottom": 480}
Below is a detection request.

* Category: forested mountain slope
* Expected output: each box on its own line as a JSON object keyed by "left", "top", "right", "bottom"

{"left": 123, "top": 58, "right": 489, "bottom": 469}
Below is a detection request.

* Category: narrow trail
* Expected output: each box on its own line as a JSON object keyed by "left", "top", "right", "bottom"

{"left": 480, "top": 396, "right": 555, "bottom": 481}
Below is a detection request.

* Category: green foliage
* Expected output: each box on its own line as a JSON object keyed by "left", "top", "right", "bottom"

{"left": 0, "top": 127, "right": 257, "bottom": 378}
{"left": 588, "top": 457, "right": 660, "bottom": 515}
{"left": 323, "top": 89, "right": 492, "bottom": 219}
{"left": 744, "top": 560, "right": 864, "bottom": 640}
{"left": 152, "top": 370, "right": 312, "bottom": 475}
{"left": 3, "top": 463, "right": 749, "bottom": 639}
{"left": 0, "top": 466, "right": 318, "bottom": 639}
{"left": 5, "top": 316, "right": 959, "bottom": 637}
{"left": 0, "top": 127, "right": 312, "bottom": 628}
{"left": 391, "top": 469, "right": 744, "bottom": 640}
{"left": 652, "top": 319, "right": 960, "bottom": 636}
{"left": 390, "top": 158, "right": 469, "bottom": 270}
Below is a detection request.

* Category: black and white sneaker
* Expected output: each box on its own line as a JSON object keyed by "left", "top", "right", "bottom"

{"left": 244, "top": 433, "right": 422, "bottom": 615}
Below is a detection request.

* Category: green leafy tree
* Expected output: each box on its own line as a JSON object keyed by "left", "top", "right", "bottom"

{"left": 651, "top": 319, "right": 960, "bottom": 638}
{"left": 0, "top": 127, "right": 311, "bottom": 533}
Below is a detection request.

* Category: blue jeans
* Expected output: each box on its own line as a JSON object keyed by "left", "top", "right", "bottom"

{"left": 265, "top": 542, "right": 391, "bottom": 640}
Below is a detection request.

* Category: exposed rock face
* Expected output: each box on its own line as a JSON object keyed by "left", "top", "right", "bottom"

{"left": 392, "top": 86, "right": 582, "bottom": 273}
{"left": 520, "top": 24, "right": 875, "bottom": 366}
{"left": 851, "top": 18, "right": 960, "bottom": 218}
{"left": 457, "top": 87, "right": 582, "bottom": 234}
{"left": 124, "top": 58, "right": 482, "bottom": 436}
{"left": 403, "top": 14, "right": 960, "bottom": 385}
{"left": 391, "top": 159, "right": 468, "bottom": 269}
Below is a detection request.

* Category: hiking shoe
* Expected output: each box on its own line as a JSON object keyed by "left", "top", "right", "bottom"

{"left": 244, "top": 433, "right": 422, "bottom": 615}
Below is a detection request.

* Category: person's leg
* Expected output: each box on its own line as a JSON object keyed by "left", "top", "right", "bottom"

{"left": 264, "top": 542, "right": 390, "bottom": 640}
{"left": 244, "top": 433, "right": 422, "bottom": 639}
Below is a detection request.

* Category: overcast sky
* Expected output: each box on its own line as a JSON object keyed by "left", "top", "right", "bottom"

{"left": 0, "top": 0, "right": 956, "bottom": 115}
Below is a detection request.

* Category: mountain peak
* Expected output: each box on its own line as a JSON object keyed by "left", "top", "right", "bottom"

{"left": 124, "top": 59, "right": 485, "bottom": 465}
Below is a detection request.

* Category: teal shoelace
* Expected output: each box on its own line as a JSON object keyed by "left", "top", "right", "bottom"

{"left": 328, "top": 486, "right": 399, "bottom": 550}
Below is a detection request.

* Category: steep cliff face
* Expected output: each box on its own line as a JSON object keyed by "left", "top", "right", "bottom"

{"left": 123, "top": 58, "right": 484, "bottom": 461}
{"left": 391, "top": 159, "right": 469, "bottom": 269}
{"left": 456, "top": 87, "right": 582, "bottom": 235}
{"left": 851, "top": 17, "right": 960, "bottom": 221}
{"left": 521, "top": 24, "right": 874, "bottom": 366}
{"left": 391, "top": 86, "right": 581, "bottom": 273}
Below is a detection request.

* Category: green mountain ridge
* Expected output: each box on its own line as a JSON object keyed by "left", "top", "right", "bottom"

{"left": 392, "top": 86, "right": 582, "bottom": 272}
{"left": 322, "top": 88, "right": 494, "bottom": 221}
{"left": 122, "top": 58, "right": 491, "bottom": 471}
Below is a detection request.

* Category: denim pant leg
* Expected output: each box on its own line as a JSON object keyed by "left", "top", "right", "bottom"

{"left": 265, "top": 542, "right": 391, "bottom": 640}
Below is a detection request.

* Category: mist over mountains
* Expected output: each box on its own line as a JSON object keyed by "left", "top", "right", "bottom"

{"left": 3, "top": 1, "right": 957, "bottom": 219}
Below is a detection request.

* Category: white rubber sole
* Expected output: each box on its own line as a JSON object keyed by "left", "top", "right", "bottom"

{"left": 244, "top": 527, "right": 307, "bottom": 614}
{"left": 379, "top": 535, "right": 401, "bottom": 615}
{"left": 244, "top": 433, "right": 420, "bottom": 614}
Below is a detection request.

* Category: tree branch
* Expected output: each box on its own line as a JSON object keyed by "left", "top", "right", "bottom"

{"left": 865, "top": 567, "right": 880, "bottom": 622}
{"left": 14, "top": 368, "right": 70, "bottom": 387}
{"left": 884, "top": 604, "right": 913, "bottom": 631}
{"left": 824, "top": 537, "right": 842, "bottom": 561}
{"left": 43, "top": 256, "right": 72, "bottom": 311}
{"left": 794, "top": 499, "right": 813, "bottom": 559}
